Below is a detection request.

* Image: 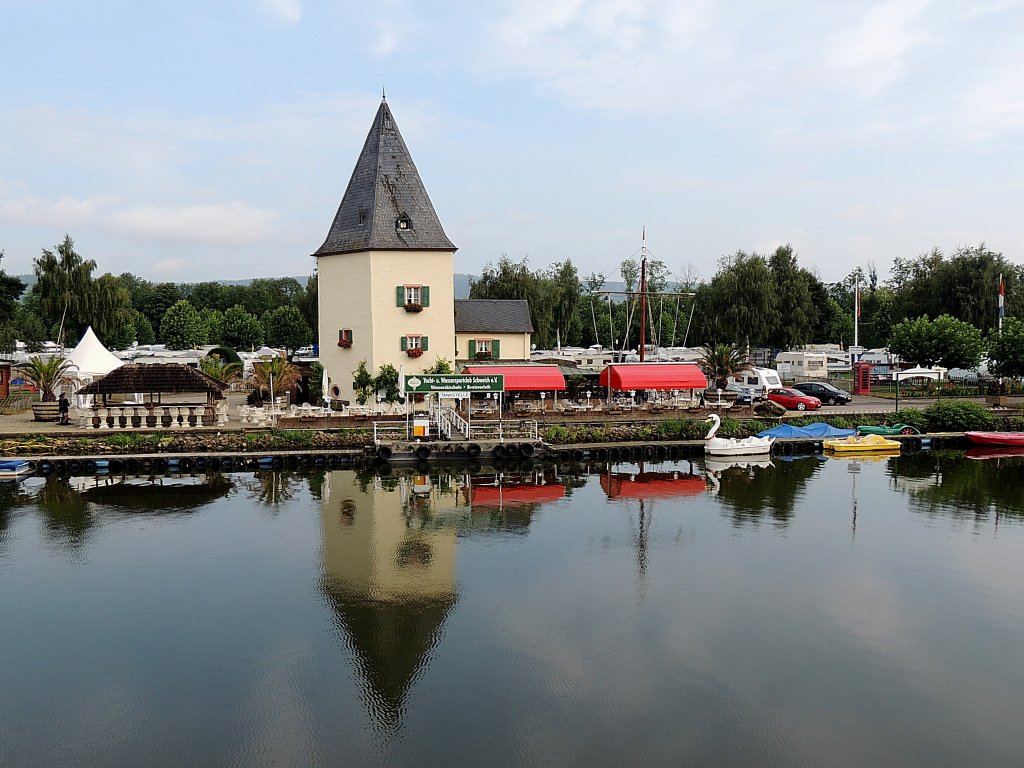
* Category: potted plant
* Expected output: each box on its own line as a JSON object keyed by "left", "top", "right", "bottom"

{"left": 474, "top": 351, "right": 492, "bottom": 361}
{"left": 17, "top": 356, "right": 80, "bottom": 422}
{"left": 404, "top": 302, "right": 423, "bottom": 313}
{"left": 406, "top": 347, "right": 423, "bottom": 358}
{"left": 338, "top": 339, "right": 352, "bottom": 348}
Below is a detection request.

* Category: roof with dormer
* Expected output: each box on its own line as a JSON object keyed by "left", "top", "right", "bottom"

{"left": 313, "top": 100, "right": 456, "bottom": 257}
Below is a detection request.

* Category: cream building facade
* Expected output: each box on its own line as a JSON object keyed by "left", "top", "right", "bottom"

{"left": 454, "top": 299, "right": 533, "bottom": 362}
{"left": 314, "top": 99, "right": 457, "bottom": 402}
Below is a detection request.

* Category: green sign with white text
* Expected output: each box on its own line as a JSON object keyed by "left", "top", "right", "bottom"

{"left": 403, "top": 374, "right": 504, "bottom": 393}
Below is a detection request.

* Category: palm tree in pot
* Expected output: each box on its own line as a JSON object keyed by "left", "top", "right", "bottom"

{"left": 698, "top": 343, "right": 748, "bottom": 392}
{"left": 251, "top": 357, "right": 300, "bottom": 406}
{"left": 18, "top": 356, "right": 80, "bottom": 421}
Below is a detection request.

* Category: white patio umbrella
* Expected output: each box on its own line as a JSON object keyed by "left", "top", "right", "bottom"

{"left": 322, "top": 366, "right": 331, "bottom": 412}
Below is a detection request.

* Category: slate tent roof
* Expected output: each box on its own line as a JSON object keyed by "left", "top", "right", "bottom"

{"left": 314, "top": 99, "right": 456, "bottom": 256}
{"left": 454, "top": 300, "right": 534, "bottom": 333}
{"left": 78, "top": 364, "right": 229, "bottom": 396}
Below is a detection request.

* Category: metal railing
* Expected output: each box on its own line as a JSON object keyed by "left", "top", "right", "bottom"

{"left": 373, "top": 422, "right": 412, "bottom": 445}
{"left": 439, "top": 406, "right": 470, "bottom": 439}
{"left": 469, "top": 419, "right": 538, "bottom": 441}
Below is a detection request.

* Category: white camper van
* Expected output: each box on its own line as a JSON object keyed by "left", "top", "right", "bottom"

{"left": 731, "top": 367, "right": 783, "bottom": 399}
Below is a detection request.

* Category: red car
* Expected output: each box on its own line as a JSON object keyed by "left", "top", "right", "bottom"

{"left": 766, "top": 387, "right": 821, "bottom": 411}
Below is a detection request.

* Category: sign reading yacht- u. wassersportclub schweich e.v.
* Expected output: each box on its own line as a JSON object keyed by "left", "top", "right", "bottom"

{"left": 403, "top": 374, "right": 504, "bottom": 393}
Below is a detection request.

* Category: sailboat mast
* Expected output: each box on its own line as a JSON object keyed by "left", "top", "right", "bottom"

{"left": 638, "top": 228, "right": 648, "bottom": 362}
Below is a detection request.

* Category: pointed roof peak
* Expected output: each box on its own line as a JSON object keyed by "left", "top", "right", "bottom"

{"left": 313, "top": 100, "right": 456, "bottom": 257}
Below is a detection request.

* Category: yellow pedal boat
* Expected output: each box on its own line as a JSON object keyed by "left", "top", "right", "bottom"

{"left": 823, "top": 434, "right": 901, "bottom": 454}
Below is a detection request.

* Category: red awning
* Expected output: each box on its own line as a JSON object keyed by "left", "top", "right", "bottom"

{"left": 463, "top": 366, "right": 567, "bottom": 391}
{"left": 472, "top": 484, "right": 566, "bottom": 506}
{"left": 598, "top": 363, "right": 707, "bottom": 391}
{"left": 601, "top": 472, "right": 707, "bottom": 499}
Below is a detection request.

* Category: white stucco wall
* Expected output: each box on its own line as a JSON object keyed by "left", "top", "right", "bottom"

{"left": 317, "top": 249, "right": 456, "bottom": 401}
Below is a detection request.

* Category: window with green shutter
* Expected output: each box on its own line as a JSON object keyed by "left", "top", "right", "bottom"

{"left": 400, "top": 336, "right": 407, "bottom": 351}
{"left": 396, "top": 286, "right": 405, "bottom": 307}
{"left": 491, "top": 339, "right": 500, "bottom": 359}
{"left": 421, "top": 336, "right": 429, "bottom": 352}
{"left": 421, "top": 286, "right": 430, "bottom": 306}
{"left": 468, "top": 339, "right": 476, "bottom": 359}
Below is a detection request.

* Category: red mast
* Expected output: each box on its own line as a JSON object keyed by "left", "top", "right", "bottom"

{"left": 638, "top": 228, "right": 648, "bottom": 362}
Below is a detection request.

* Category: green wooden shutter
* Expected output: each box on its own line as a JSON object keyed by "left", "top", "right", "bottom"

{"left": 468, "top": 339, "right": 476, "bottom": 359}
{"left": 400, "top": 336, "right": 407, "bottom": 351}
{"left": 421, "top": 286, "right": 430, "bottom": 307}
{"left": 422, "top": 336, "right": 429, "bottom": 352}
{"left": 396, "top": 286, "right": 405, "bottom": 306}
{"left": 491, "top": 339, "right": 500, "bottom": 359}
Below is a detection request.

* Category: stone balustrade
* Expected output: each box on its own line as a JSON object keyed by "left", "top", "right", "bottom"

{"left": 81, "top": 403, "right": 226, "bottom": 429}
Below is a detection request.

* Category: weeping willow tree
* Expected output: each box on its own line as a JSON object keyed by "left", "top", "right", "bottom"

{"left": 33, "top": 235, "right": 96, "bottom": 343}
{"left": 32, "top": 235, "right": 133, "bottom": 347}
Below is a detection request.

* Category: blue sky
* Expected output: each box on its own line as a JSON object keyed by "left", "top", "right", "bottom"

{"left": 1, "top": 0, "right": 1022, "bottom": 286}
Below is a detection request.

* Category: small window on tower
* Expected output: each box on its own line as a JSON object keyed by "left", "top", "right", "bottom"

{"left": 396, "top": 213, "right": 411, "bottom": 231}
{"left": 358, "top": 208, "right": 367, "bottom": 225}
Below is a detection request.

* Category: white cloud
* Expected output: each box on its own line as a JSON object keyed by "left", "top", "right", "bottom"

{"left": 260, "top": 0, "right": 302, "bottom": 24}
{"left": 371, "top": 22, "right": 398, "bottom": 56}
{"left": 483, "top": 0, "right": 1024, "bottom": 148}
{"left": 151, "top": 258, "right": 186, "bottom": 276}
{"left": 825, "top": 0, "right": 934, "bottom": 97}
{"left": 106, "top": 202, "right": 279, "bottom": 246}
{"left": 0, "top": 181, "right": 107, "bottom": 227}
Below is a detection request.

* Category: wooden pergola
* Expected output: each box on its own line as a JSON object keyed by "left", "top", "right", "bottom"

{"left": 78, "top": 364, "right": 229, "bottom": 428}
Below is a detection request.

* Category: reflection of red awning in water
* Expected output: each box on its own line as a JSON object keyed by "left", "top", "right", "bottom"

{"left": 601, "top": 472, "right": 707, "bottom": 499}
{"left": 599, "top": 363, "right": 707, "bottom": 391}
{"left": 463, "top": 366, "right": 567, "bottom": 391}
{"left": 472, "top": 484, "right": 567, "bottom": 506}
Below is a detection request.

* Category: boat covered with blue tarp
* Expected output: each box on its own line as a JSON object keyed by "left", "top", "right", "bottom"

{"left": 756, "top": 422, "right": 856, "bottom": 439}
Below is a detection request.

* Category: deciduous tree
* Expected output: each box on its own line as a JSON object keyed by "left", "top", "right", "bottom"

{"left": 160, "top": 300, "right": 206, "bottom": 349}
{"left": 988, "top": 317, "right": 1024, "bottom": 378}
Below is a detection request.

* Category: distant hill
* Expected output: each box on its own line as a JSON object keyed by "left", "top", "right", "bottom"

{"left": 15, "top": 274, "right": 309, "bottom": 291}
{"left": 16, "top": 271, "right": 628, "bottom": 299}
{"left": 454, "top": 273, "right": 630, "bottom": 299}
{"left": 454, "top": 273, "right": 473, "bottom": 298}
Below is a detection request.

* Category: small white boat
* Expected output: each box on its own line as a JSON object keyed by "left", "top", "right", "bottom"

{"left": 703, "top": 414, "right": 774, "bottom": 456}
{"left": 0, "top": 459, "right": 33, "bottom": 479}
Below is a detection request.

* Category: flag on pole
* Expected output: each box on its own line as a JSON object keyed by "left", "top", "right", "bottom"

{"left": 855, "top": 284, "right": 861, "bottom": 318}
{"left": 999, "top": 273, "right": 1005, "bottom": 332}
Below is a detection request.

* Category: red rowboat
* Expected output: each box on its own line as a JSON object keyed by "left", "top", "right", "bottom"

{"left": 964, "top": 431, "right": 1024, "bottom": 447}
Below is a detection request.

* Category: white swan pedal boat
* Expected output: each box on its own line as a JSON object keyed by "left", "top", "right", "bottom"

{"left": 703, "top": 414, "right": 774, "bottom": 457}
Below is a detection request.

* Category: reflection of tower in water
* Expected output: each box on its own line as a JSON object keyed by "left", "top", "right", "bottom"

{"left": 319, "top": 469, "right": 553, "bottom": 731}
{"left": 320, "top": 471, "right": 458, "bottom": 733}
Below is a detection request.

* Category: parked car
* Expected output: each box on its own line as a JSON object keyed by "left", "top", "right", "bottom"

{"left": 792, "top": 381, "right": 852, "bottom": 405}
{"left": 725, "top": 383, "right": 754, "bottom": 405}
{"left": 766, "top": 387, "right": 822, "bottom": 411}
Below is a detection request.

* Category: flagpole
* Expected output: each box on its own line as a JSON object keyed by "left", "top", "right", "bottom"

{"left": 853, "top": 277, "right": 859, "bottom": 351}
{"left": 999, "top": 273, "right": 1004, "bottom": 334}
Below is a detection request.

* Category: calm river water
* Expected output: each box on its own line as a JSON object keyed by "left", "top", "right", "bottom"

{"left": 2, "top": 451, "right": 1024, "bottom": 767}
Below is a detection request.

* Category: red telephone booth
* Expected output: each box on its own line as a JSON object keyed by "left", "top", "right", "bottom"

{"left": 853, "top": 361, "right": 872, "bottom": 395}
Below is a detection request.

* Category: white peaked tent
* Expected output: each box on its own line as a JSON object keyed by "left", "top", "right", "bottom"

{"left": 65, "top": 327, "right": 125, "bottom": 401}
